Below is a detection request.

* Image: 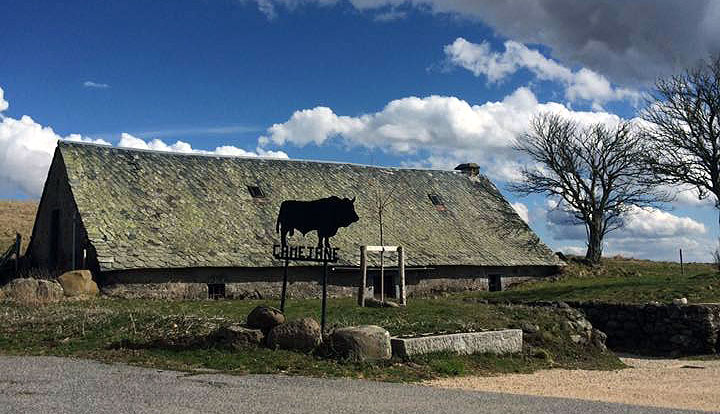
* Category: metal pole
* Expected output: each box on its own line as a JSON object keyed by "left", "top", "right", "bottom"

{"left": 280, "top": 259, "right": 289, "bottom": 312}
{"left": 321, "top": 260, "right": 328, "bottom": 336}
{"left": 359, "top": 246, "right": 367, "bottom": 306}
{"left": 680, "top": 248, "right": 684, "bottom": 277}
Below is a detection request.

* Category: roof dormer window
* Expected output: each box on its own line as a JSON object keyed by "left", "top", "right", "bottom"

{"left": 428, "top": 194, "right": 446, "bottom": 211}
{"left": 247, "top": 185, "right": 265, "bottom": 198}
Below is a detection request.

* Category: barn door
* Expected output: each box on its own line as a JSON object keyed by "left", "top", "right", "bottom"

{"left": 49, "top": 209, "right": 60, "bottom": 268}
{"left": 488, "top": 274, "right": 502, "bottom": 292}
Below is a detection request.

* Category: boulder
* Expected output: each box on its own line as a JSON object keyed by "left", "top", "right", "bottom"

{"left": 57, "top": 270, "right": 99, "bottom": 297}
{"left": 591, "top": 328, "right": 608, "bottom": 350}
{"left": 6, "top": 278, "right": 38, "bottom": 302}
{"left": 267, "top": 317, "right": 322, "bottom": 352}
{"left": 520, "top": 322, "right": 540, "bottom": 334}
{"left": 330, "top": 325, "right": 391, "bottom": 361}
{"left": 672, "top": 297, "right": 688, "bottom": 305}
{"left": 4, "top": 278, "right": 62, "bottom": 304}
{"left": 211, "top": 324, "right": 264, "bottom": 350}
{"left": 36, "top": 280, "right": 63, "bottom": 302}
{"left": 246, "top": 306, "right": 285, "bottom": 331}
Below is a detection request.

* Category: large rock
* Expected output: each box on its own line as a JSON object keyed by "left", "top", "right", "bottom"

{"left": 210, "top": 324, "right": 264, "bottom": 350}
{"left": 36, "top": 280, "right": 63, "bottom": 302}
{"left": 4, "top": 278, "right": 62, "bottom": 304}
{"left": 330, "top": 325, "right": 391, "bottom": 361}
{"left": 267, "top": 317, "right": 322, "bottom": 352}
{"left": 246, "top": 306, "right": 285, "bottom": 331}
{"left": 57, "top": 270, "right": 99, "bottom": 297}
{"left": 5, "top": 278, "right": 38, "bottom": 303}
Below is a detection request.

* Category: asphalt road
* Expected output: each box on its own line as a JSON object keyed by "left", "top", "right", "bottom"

{"left": 0, "top": 356, "right": 711, "bottom": 414}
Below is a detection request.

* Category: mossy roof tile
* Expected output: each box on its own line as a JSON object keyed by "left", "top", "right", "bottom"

{"left": 57, "top": 142, "right": 562, "bottom": 271}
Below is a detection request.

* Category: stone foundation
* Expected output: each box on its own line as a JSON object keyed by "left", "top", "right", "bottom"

{"left": 407, "top": 276, "right": 537, "bottom": 297}
{"left": 102, "top": 281, "right": 355, "bottom": 300}
{"left": 97, "top": 265, "right": 556, "bottom": 300}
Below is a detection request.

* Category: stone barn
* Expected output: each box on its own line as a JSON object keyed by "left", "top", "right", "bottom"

{"left": 26, "top": 141, "right": 563, "bottom": 299}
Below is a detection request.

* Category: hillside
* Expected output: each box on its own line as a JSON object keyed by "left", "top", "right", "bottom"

{"left": 0, "top": 200, "right": 38, "bottom": 254}
{"left": 478, "top": 256, "right": 720, "bottom": 304}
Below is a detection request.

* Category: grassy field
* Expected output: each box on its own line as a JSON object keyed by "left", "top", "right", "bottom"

{"left": 0, "top": 199, "right": 37, "bottom": 254}
{"left": 476, "top": 258, "right": 720, "bottom": 304}
{"left": 0, "top": 297, "right": 621, "bottom": 382}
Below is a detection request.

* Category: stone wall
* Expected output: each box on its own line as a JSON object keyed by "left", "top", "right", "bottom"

{"left": 102, "top": 281, "right": 355, "bottom": 300}
{"left": 570, "top": 302, "right": 720, "bottom": 356}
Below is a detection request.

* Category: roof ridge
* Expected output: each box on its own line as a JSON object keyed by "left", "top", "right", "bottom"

{"left": 57, "top": 140, "right": 469, "bottom": 174}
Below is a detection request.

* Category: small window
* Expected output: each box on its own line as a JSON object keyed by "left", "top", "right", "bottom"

{"left": 208, "top": 283, "right": 226, "bottom": 299}
{"left": 247, "top": 185, "right": 265, "bottom": 198}
{"left": 428, "top": 194, "right": 446, "bottom": 211}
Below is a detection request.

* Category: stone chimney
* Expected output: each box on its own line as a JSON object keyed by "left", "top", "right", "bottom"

{"left": 454, "top": 163, "right": 480, "bottom": 177}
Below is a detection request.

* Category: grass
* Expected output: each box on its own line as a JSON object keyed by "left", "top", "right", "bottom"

{"left": 0, "top": 199, "right": 37, "bottom": 254}
{"left": 475, "top": 257, "right": 720, "bottom": 304}
{"left": 0, "top": 296, "right": 622, "bottom": 382}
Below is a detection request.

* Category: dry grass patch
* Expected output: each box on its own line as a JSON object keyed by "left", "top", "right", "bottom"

{"left": 0, "top": 200, "right": 38, "bottom": 253}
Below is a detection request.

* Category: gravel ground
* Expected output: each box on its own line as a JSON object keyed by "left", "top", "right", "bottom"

{"left": 428, "top": 357, "right": 720, "bottom": 413}
{"left": 0, "top": 356, "right": 705, "bottom": 414}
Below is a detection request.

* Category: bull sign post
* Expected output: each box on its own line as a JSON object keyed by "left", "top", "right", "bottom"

{"left": 273, "top": 196, "right": 359, "bottom": 335}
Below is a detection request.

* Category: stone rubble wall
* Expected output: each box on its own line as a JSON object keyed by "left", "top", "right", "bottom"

{"left": 100, "top": 276, "right": 539, "bottom": 300}
{"left": 568, "top": 302, "right": 720, "bottom": 356}
{"left": 101, "top": 281, "right": 355, "bottom": 300}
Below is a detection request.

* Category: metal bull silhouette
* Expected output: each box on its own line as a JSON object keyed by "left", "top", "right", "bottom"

{"left": 276, "top": 196, "right": 359, "bottom": 248}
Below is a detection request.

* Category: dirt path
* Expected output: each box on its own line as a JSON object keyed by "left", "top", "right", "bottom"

{"left": 427, "top": 357, "right": 720, "bottom": 413}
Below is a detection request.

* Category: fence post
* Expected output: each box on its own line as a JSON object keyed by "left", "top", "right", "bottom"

{"left": 680, "top": 248, "right": 684, "bottom": 277}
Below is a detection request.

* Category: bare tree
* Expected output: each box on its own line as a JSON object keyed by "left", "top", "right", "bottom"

{"left": 642, "top": 55, "right": 720, "bottom": 228}
{"left": 511, "top": 113, "right": 667, "bottom": 264}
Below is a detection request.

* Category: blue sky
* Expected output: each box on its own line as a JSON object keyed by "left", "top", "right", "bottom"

{"left": 2, "top": 0, "right": 720, "bottom": 261}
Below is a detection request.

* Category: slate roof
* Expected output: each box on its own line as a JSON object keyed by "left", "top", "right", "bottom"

{"left": 56, "top": 141, "right": 563, "bottom": 271}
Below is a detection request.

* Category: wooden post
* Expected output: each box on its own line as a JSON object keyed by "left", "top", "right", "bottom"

{"left": 680, "top": 248, "right": 684, "bottom": 277}
{"left": 380, "top": 248, "right": 385, "bottom": 303}
{"left": 398, "top": 246, "right": 406, "bottom": 306}
{"left": 359, "top": 246, "right": 367, "bottom": 306}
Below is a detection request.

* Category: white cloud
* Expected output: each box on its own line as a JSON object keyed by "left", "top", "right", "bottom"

{"left": 0, "top": 115, "right": 109, "bottom": 197}
{"left": 511, "top": 202, "right": 529, "bottom": 224}
{"left": 0, "top": 87, "right": 8, "bottom": 112}
{"left": 546, "top": 202, "right": 709, "bottom": 261}
{"left": 83, "top": 81, "right": 110, "bottom": 89}
{"left": 547, "top": 203, "right": 706, "bottom": 241}
{"left": 118, "top": 133, "right": 289, "bottom": 158}
{"left": 622, "top": 206, "right": 706, "bottom": 238}
{"left": 0, "top": 86, "right": 286, "bottom": 198}
{"left": 260, "top": 86, "right": 621, "bottom": 181}
{"left": 444, "top": 38, "right": 640, "bottom": 110}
